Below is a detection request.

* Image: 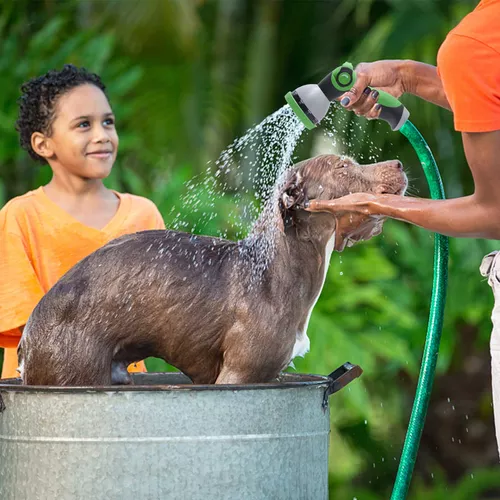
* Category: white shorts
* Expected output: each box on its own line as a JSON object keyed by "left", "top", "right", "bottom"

{"left": 480, "top": 250, "right": 500, "bottom": 459}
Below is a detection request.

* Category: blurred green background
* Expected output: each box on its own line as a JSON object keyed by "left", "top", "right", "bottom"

{"left": 1, "top": 0, "right": 500, "bottom": 498}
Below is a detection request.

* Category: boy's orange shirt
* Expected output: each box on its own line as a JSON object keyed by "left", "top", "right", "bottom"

{"left": 437, "top": 0, "right": 500, "bottom": 132}
{"left": 0, "top": 187, "right": 165, "bottom": 377}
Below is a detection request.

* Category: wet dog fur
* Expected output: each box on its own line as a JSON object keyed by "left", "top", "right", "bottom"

{"left": 18, "top": 154, "right": 407, "bottom": 386}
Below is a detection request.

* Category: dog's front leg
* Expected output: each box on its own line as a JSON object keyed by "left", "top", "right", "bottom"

{"left": 215, "top": 364, "right": 278, "bottom": 385}
{"left": 215, "top": 367, "right": 252, "bottom": 385}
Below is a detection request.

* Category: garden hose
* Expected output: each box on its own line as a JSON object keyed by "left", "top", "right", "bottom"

{"left": 286, "top": 64, "right": 449, "bottom": 499}
{"left": 391, "top": 120, "right": 449, "bottom": 499}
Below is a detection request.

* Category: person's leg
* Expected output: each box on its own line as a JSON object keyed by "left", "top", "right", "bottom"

{"left": 480, "top": 251, "right": 500, "bottom": 459}
{"left": 1, "top": 347, "right": 20, "bottom": 379}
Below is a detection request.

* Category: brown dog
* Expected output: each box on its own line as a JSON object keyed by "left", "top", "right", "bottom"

{"left": 18, "top": 154, "right": 407, "bottom": 386}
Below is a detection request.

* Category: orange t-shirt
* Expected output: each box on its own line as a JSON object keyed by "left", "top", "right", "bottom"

{"left": 437, "top": 0, "right": 500, "bottom": 132}
{"left": 0, "top": 187, "right": 165, "bottom": 377}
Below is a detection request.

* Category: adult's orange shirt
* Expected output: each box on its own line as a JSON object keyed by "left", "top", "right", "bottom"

{"left": 437, "top": 0, "right": 500, "bottom": 132}
{"left": 0, "top": 187, "right": 165, "bottom": 377}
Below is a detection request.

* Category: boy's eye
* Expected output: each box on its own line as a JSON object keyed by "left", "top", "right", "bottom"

{"left": 78, "top": 121, "right": 90, "bottom": 128}
{"left": 103, "top": 118, "right": 115, "bottom": 126}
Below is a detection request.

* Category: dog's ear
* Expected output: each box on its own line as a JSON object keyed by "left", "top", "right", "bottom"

{"left": 279, "top": 171, "right": 307, "bottom": 214}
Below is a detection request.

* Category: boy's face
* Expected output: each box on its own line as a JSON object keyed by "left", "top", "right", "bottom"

{"left": 45, "top": 84, "right": 119, "bottom": 179}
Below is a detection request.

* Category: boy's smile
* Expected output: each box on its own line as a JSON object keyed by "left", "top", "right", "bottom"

{"left": 44, "top": 84, "right": 119, "bottom": 180}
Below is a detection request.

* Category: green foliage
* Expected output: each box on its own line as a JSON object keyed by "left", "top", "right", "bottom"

{"left": 409, "top": 467, "right": 500, "bottom": 499}
{"left": 330, "top": 465, "right": 500, "bottom": 499}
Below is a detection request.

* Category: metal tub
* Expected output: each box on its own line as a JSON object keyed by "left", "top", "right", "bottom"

{"left": 0, "top": 364, "right": 361, "bottom": 500}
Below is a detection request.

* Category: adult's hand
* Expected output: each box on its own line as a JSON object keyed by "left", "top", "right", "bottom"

{"left": 339, "top": 60, "right": 451, "bottom": 117}
{"left": 339, "top": 61, "right": 409, "bottom": 119}
{"left": 306, "top": 192, "right": 378, "bottom": 216}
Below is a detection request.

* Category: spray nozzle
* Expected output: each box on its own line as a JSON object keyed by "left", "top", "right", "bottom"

{"left": 285, "top": 61, "right": 409, "bottom": 131}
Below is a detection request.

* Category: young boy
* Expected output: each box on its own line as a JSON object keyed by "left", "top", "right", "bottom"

{"left": 0, "top": 64, "right": 165, "bottom": 379}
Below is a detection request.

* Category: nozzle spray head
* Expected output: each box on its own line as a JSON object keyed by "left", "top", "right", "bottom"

{"left": 285, "top": 61, "right": 409, "bottom": 131}
{"left": 285, "top": 62, "right": 355, "bottom": 130}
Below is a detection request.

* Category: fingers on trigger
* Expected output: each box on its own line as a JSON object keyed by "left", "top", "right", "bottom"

{"left": 353, "top": 87, "right": 376, "bottom": 115}
{"left": 367, "top": 103, "right": 382, "bottom": 120}
{"left": 339, "top": 86, "right": 361, "bottom": 108}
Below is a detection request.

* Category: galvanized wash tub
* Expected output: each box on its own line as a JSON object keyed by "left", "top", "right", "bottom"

{"left": 0, "top": 363, "right": 361, "bottom": 500}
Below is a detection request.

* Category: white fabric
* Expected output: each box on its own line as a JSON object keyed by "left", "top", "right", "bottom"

{"left": 480, "top": 250, "right": 500, "bottom": 459}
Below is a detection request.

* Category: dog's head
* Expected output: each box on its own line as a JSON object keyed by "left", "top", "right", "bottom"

{"left": 278, "top": 154, "right": 408, "bottom": 250}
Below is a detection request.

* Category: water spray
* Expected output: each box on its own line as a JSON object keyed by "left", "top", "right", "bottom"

{"left": 286, "top": 62, "right": 449, "bottom": 499}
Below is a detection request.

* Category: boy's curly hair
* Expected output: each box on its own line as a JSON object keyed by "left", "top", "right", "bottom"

{"left": 16, "top": 64, "right": 107, "bottom": 163}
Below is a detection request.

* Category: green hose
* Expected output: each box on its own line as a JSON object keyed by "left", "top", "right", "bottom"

{"left": 390, "top": 120, "right": 449, "bottom": 499}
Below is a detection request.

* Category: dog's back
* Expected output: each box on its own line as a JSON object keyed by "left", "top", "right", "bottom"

{"left": 21, "top": 230, "right": 244, "bottom": 385}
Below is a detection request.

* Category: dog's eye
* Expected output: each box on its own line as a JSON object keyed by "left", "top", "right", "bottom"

{"left": 336, "top": 163, "right": 349, "bottom": 169}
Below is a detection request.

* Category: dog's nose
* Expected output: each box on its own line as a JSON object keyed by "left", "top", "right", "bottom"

{"left": 392, "top": 160, "right": 403, "bottom": 170}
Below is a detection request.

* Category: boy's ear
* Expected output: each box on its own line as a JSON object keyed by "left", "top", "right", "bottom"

{"left": 31, "top": 132, "right": 54, "bottom": 160}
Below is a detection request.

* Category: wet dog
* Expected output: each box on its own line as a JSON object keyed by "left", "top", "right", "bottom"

{"left": 19, "top": 154, "right": 407, "bottom": 386}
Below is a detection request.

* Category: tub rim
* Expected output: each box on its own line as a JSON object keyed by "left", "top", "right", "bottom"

{"left": 0, "top": 371, "right": 331, "bottom": 393}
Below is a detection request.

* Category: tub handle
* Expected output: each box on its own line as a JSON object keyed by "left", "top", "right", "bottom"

{"left": 323, "top": 362, "right": 363, "bottom": 409}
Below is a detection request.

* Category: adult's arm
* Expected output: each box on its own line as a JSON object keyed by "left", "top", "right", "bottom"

{"left": 340, "top": 60, "right": 451, "bottom": 117}
{"left": 307, "top": 131, "right": 500, "bottom": 239}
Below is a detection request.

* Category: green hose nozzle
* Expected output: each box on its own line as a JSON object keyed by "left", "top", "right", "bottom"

{"left": 285, "top": 61, "right": 410, "bottom": 131}
{"left": 285, "top": 65, "right": 449, "bottom": 499}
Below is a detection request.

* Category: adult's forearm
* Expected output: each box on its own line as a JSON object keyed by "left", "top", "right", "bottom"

{"left": 376, "top": 194, "right": 500, "bottom": 239}
{"left": 401, "top": 60, "right": 451, "bottom": 111}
